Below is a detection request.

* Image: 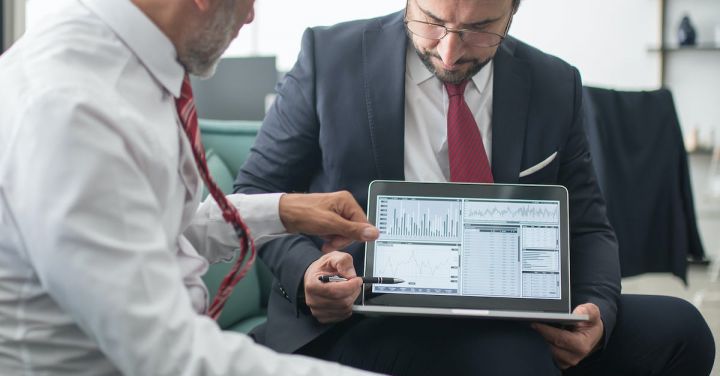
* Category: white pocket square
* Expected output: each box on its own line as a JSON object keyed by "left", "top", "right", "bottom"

{"left": 519, "top": 152, "right": 558, "bottom": 178}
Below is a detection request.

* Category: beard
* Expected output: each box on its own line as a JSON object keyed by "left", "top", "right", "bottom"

{"left": 413, "top": 43, "right": 493, "bottom": 84}
{"left": 178, "top": 0, "right": 240, "bottom": 78}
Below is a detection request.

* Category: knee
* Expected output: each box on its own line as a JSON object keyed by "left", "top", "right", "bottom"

{"left": 658, "top": 296, "right": 715, "bottom": 352}
{"left": 462, "top": 324, "right": 559, "bottom": 376}
{"left": 627, "top": 295, "right": 715, "bottom": 372}
{"left": 665, "top": 297, "right": 715, "bottom": 365}
{"left": 425, "top": 322, "right": 560, "bottom": 376}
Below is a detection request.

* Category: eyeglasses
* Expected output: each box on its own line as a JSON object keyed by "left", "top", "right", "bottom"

{"left": 404, "top": 11, "right": 514, "bottom": 48}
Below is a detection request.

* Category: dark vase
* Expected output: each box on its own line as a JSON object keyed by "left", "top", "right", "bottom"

{"left": 678, "top": 15, "right": 697, "bottom": 46}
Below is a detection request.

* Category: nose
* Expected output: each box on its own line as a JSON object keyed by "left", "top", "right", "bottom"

{"left": 245, "top": 6, "right": 255, "bottom": 24}
{"left": 436, "top": 31, "right": 465, "bottom": 67}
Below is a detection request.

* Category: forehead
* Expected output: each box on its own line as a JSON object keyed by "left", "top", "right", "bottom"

{"left": 411, "top": 0, "right": 511, "bottom": 23}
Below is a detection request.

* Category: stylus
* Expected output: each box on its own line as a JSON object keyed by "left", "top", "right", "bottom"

{"left": 318, "top": 275, "right": 406, "bottom": 284}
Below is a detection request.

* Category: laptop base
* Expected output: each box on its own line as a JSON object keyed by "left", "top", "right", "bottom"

{"left": 353, "top": 305, "right": 589, "bottom": 324}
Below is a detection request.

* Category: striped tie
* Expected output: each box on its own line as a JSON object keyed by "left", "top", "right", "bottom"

{"left": 176, "top": 74, "right": 256, "bottom": 320}
{"left": 445, "top": 80, "right": 494, "bottom": 183}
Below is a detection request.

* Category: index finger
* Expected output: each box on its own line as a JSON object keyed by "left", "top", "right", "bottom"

{"left": 309, "top": 276, "right": 363, "bottom": 298}
{"left": 329, "top": 256, "right": 358, "bottom": 278}
{"left": 335, "top": 191, "right": 370, "bottom": 224}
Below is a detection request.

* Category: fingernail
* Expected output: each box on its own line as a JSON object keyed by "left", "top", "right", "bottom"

{"left": 362, "top": 227, "right": 379, "bottom": 240}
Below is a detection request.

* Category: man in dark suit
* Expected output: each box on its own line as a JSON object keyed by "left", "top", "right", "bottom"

{"left": 235, "top": 0, "right": 715, "bottom": 374}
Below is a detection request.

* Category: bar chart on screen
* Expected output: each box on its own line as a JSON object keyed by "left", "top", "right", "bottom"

{"left": 376, "top": 196, "right": 462, "bottom": 242}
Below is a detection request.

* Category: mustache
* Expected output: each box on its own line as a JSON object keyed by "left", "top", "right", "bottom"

{"left": 424, "top": 51, "right": 478, "bottom": 66}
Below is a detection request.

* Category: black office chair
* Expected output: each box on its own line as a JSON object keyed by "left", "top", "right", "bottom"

{"left": 582, "top": 86, "right": 706, "bottom": 283}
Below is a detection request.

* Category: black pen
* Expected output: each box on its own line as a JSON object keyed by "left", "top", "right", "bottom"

{"left": 318, "top": 275, "right": 405, "bottom": 284}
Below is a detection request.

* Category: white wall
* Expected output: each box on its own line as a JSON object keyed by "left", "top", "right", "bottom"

{"left": 664, "top": 0, "right": 720, "bottom": 149}
{"left": 24, "top": 0, "right": 719, "bottom": 146}
{"left": 4, "top": 0, "right": 25, "bottom": 47}
{"left": 224, "top": 0, "right": 406, "bottom": 70}
{"left": 511, "top": 0, "right": 661, "bottom": 90}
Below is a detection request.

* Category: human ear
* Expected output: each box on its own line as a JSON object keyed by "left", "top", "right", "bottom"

{"left": 191, "top": 0, "right": 211, "bottom": 12}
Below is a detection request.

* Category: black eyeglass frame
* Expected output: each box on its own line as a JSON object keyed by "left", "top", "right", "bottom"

{"left": 403, "top": 4, "right": 515, "bottom": 48}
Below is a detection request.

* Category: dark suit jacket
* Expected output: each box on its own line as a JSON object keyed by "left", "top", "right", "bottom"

{"left": 235, "top": 11, "right": 621, "bottom": 354}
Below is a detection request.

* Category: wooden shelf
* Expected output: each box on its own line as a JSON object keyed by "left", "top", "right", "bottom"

{"left": 649, "top": 44, "right": 720, "bottom": 52}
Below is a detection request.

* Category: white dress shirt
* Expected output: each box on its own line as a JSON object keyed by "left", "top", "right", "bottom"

{"left": 404, "top": 45, "right": 494, "bottom": 182}
{"left": 0, "top": 0, "right": 377, "bottom": 375}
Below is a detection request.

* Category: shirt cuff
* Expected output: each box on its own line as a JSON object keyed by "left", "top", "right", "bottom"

{"left": 223, "top": 193, "right": 287, "bottom": 244}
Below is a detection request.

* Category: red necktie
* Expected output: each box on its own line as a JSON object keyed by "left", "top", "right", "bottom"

{"left": 445, "top": 80, "right": 494, "bottom": 183}
{"left": 176, "top": 74, "right": 256, "bottom": 320}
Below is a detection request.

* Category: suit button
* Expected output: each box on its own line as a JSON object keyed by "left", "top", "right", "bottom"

{"left": 279, "top": 286, "right": 290, "bottom": 300}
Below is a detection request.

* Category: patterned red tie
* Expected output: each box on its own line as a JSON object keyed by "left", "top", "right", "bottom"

{"left": 176, "top": 74, "right": 256, "bottom": 320}
{"left": 445, "top": 80, "right": 494, "bottom": 183}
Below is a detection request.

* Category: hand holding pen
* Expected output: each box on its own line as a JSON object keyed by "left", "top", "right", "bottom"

{"left": 319, "top": 275, "right": 405, "bottom": 284}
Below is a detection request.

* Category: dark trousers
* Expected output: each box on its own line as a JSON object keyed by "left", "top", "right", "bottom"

{"left": 297, "top": 295, "right": 715, "bottom": 376}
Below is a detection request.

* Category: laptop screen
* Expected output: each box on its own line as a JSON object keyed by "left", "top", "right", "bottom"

{"left": 372, "top": 196, "right": 562, "bottom": 300}
{"left": 362, "top": 181, "right": 571, "bottom": 313}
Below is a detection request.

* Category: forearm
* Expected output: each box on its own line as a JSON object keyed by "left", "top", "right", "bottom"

{"left": 185, "top": 193, "right": 287, "bottom": 263}
{"left": 563, "top": 67, "right": 621, "bottom": 346}
{"left": 570, "top": 230, "right": 620, "bottom": 346}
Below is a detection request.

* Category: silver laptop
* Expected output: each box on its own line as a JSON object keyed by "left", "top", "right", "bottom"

{"left": 352, "top": 180, "right": 588, "bottom": 323}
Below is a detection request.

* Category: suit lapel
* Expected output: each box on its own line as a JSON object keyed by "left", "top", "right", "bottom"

{"left": 363, "top": 12, "right": 407, "bottom": 180}
{"left": 491, "top": 38, "right": 531, "bottom": 183}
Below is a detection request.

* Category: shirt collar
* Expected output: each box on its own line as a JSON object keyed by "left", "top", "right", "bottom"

{"left": 406, "top": 43, "right": 494, "bottom": 95}
{"left": 79, "top": 0, "right": 184, "bottom": 97}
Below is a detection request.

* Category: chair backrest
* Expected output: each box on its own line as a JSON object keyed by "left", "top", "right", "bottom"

{"left": 582, "top": 86, "right": 705, "bottom": 282}
{"left": 200, "top": 119, "right": 262, "bottom": 175}
{"left": 199, "top": 119, "right": 273, "bottom": 328}
{"left": 191, "top": 56, "right": 278, "bottom": 121}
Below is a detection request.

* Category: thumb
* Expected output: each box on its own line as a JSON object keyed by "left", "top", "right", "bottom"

{"left": 573, "top": 303, "right": 599, "bottom": 318}
{"left": 573, "top": 303, "right": 601, "bottom": 328}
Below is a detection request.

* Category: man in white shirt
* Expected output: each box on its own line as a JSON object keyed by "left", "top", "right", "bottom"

{"left": 0, "top": 0, "right": 383, "bottom": 375}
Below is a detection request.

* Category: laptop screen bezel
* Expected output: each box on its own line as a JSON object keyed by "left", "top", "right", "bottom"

{"left": 362, "top": 180, "right": 571, "bottom": 313}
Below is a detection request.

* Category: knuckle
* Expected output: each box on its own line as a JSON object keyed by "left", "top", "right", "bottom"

{"left": 325, "top": 290, "right": 341, "bottom": 300}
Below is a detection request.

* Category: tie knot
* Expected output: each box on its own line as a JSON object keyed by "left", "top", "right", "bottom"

{"left": 444, "top": 80, "right": 469, "bottom": 98}
{"left": 179, "top": 74, "right": 194, "bottom": 101}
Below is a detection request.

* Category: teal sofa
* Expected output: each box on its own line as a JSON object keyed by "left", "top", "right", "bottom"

{"left": 199, "top": 119, "right": 273, "bottom": 333}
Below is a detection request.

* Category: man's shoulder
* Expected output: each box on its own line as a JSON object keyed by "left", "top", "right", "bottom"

{"left": 505, "top": 36, "right": 578, "bottom": 78}
{"left": 0, "top": 10, "right": 140, "bottom": 141}
{"left": 1, "top": 12, "right": 132, "bottom": 95}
